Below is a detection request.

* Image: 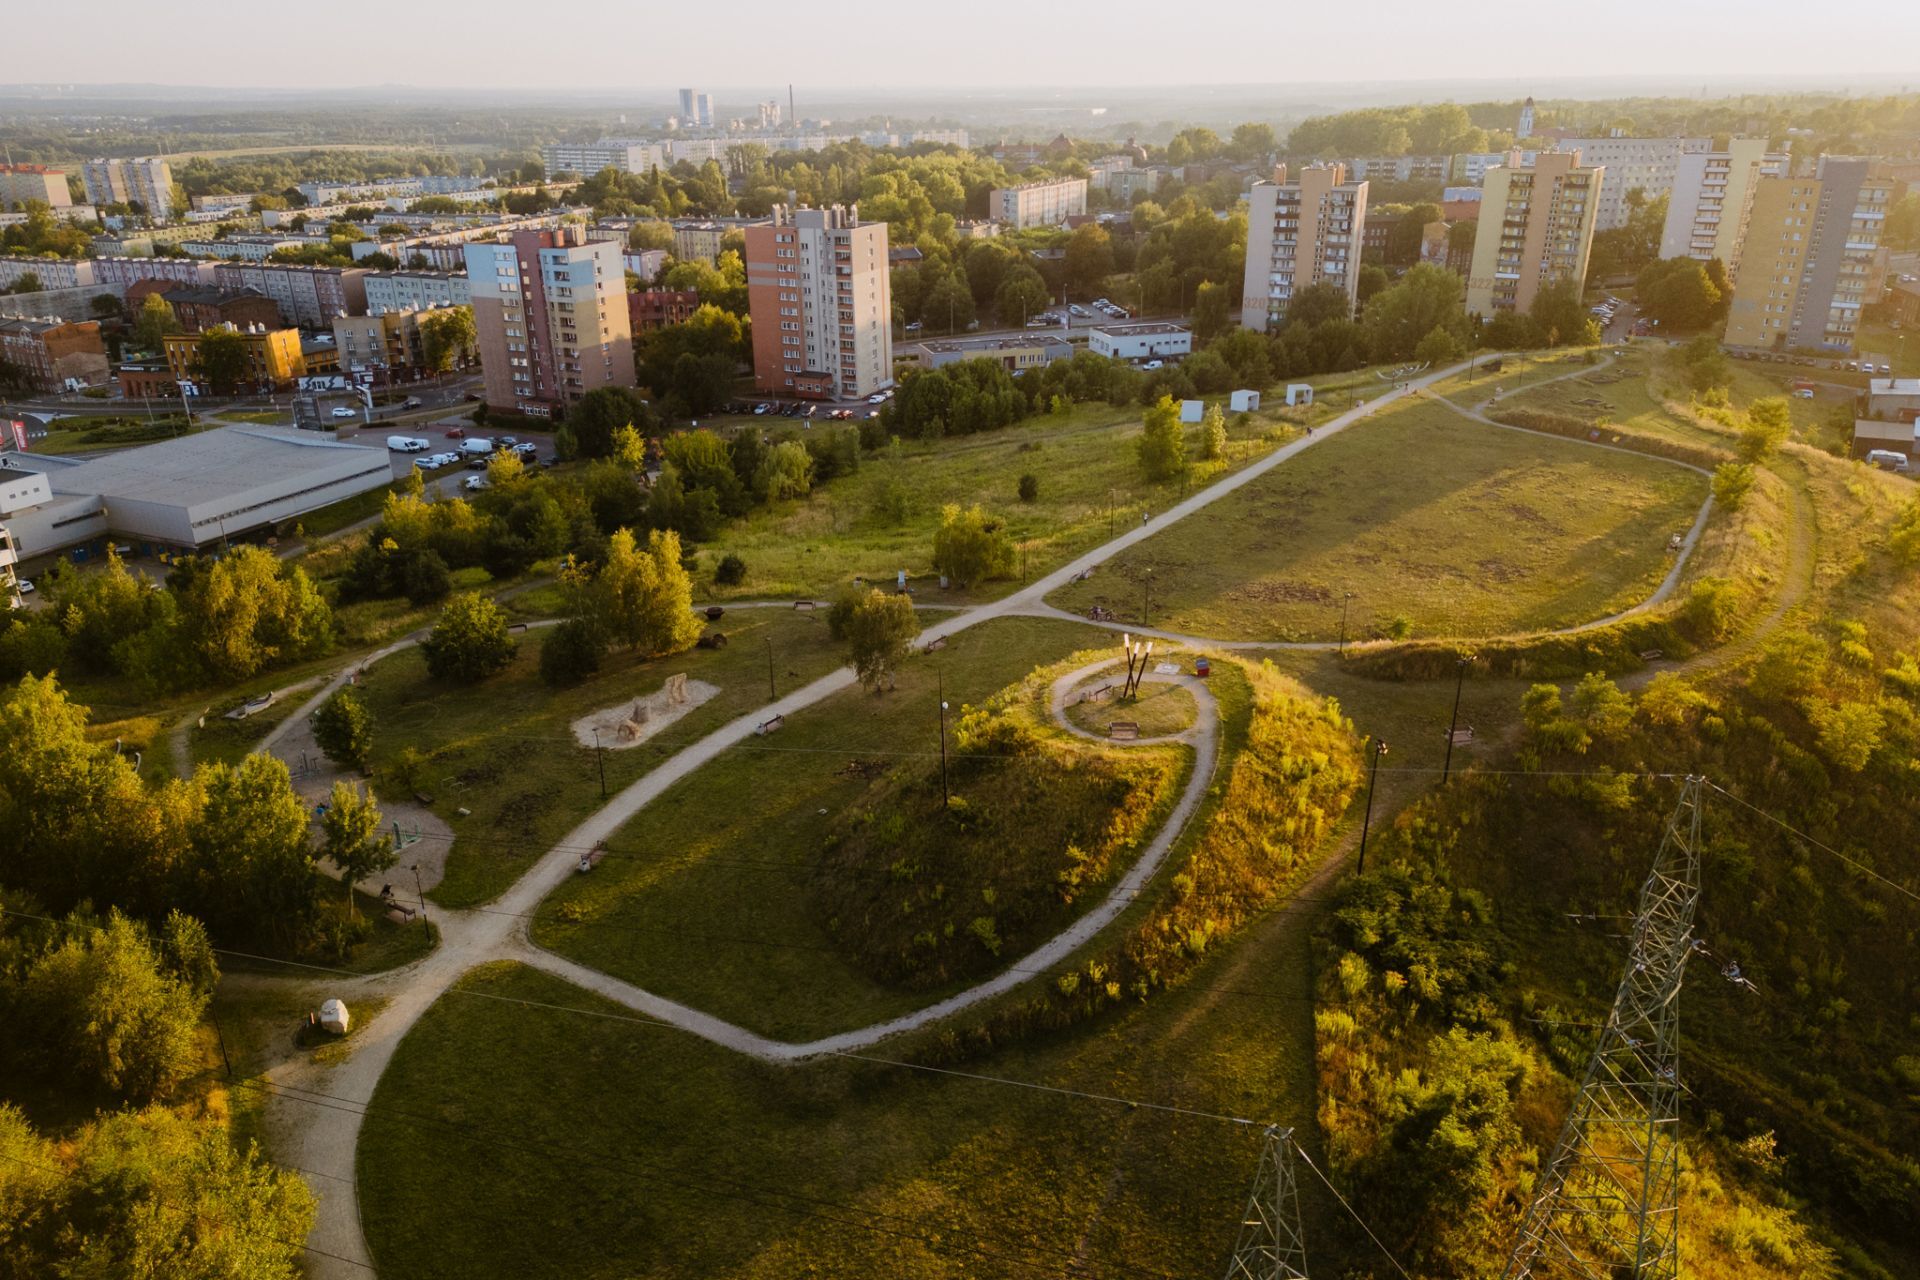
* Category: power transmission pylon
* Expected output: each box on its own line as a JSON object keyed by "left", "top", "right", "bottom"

{"left": 1224, "top": 1125, "right": 1309, "bottom": 1279}
{"left": 1502, "top": 775, "right": 1706, "bottom": 1280}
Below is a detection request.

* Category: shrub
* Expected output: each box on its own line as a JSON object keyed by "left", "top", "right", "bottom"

{"left": 932, "top": 503, "right": 1016, "bottom": 587}
{"left": 1136, "top": 395, "right": 1188, "bottom": 481}
{"left": 1017, "top": 472, "right": 1040, "bottom": 503}
{"left": 713, "top": 553, "right": 747, "bottom": 586}
{"left": 539, "top": 617, "right": 605, "bottom": 687}
{"left": 1713, "top": 461, "right": 1756, "bottom": 510}
{"left": 840, "top": 588, "right": 919, "bottom": 692}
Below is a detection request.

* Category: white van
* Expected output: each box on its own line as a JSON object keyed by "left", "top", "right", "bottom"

{"left": 386, "top": 436, "right": 428, "bottom": 452}
{"left": 459, "top": 437, "right": 496, "bottom": 458}
{"left": 1865, "top": 449, "right": 1910, "bottom": 472}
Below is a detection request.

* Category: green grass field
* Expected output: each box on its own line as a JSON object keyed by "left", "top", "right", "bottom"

{"left": 1063, "top": 679, "right": 1198, "bottom": 738}
{"left": 529, "top": 615, "right": 1163, "bottom": 1040}
{"left": 683, "top": 374, "right": 1382, "bottom": 605}
{"left": 1046, "top": 397, "right": 1710, "bottom": 643}
{"left": 350, "top": 610, "right": 851, "bottom": 909}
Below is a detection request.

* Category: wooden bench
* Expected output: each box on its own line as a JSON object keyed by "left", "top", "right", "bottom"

{"left": 1076, "top": 683, "right": 1114, "bottom": 706}
{"left": 1639, "top": 649, "right": 1664, "bottom": 662}
{"left": 576, "top": 844, "right": 608, "bottom": 873}
{"left": 756, "top": 715, "right": 786, "bottom": 736}
{"left": 923, "top": 636, "right": 948, "bottom": 654}
{"left": 1447, "top": 727, "right": 1475, "bottom": 747}
{"left": 384, "top": 905, "right": 416, "bottom": 925}
{"left": 792, "top": 600, "right": 816, "bottom": 612}
{"left": 1108, "top": 720, "right": 1140, "bottom": 741}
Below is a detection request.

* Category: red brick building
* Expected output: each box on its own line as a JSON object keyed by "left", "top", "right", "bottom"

{"left": 626, "top": 288, "right": 700, "bottom": 334}
{"left": 161, "top": 287, "right": 284, "bottom": 334}
{"left": 0, "top": 318, "right": 108, "bottom": 391}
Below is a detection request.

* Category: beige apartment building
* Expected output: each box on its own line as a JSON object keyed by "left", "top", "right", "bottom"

{"left": 80, "top": 156, "right": 176, "bottom": 222}
{"left": 987, "top": 178, "right": 1088, "bottom": 229}
{"left": 1239, "top": 165, "right": 1369, "bottom": 331}
{"left": 463, "top": 225, "right": 634, "bottom": 416}
{"left": 744, "top": 204, "right": 892, "bottom": 400}
{"left": 0, "top": 164, "right": 72, "bottom": 212}
{"left": 1659, "top": 139, "right": 1789, "bottom": 279}
{"left": 1466, "top": 151, "right": 1605, "bottom": 315}
{"left": 1724, "top": 157, "right": 1895, "bottom": 354}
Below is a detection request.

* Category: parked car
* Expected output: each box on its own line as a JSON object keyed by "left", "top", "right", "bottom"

{"left": 498, "top": 435, "right": 518, "bottom": 446}
{"left": 466, "top": 458, "right": 489, "bottom": 470}
{"left": 753, "top": 403, "right": 771, "bottom": 415}
{"left": 386, "top": 435, "right": 429, "bottom": 452}
{"left": 1142, "top": 359, "right": 1164, "bottom": 371}
{"left": 867, "top": 392, "right": 887, "bottom": 405}
{"left": 330, "top": 406, "right": 357, "bottom": 419}
{"left": 403, "top": 396, "right": 423, "bottom": 409}
{"left": 413, "top": 456, "right": 437, "bottom": 471}
{"left": 463, "top": 475, "right": 489, "bottom": 491}
{"left": 1794, "top": 389, "right": 1815, "bottom": 399}
{"left": 15, "top": 579, "right": 34, "bottom": 595}
{"left": 513, "top": 442, "right": 538, "bottom": 456}
{"left": 445, "top": 426, "right": 466, "bottom": 439}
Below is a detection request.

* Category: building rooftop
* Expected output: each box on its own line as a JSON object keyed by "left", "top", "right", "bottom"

{"left": 16, "top": 427, "right": 384, "bottom": 509}
{"left": 1869, "top": 378, "right": 1920, "bottom": 397}
{"left": 1093, "top": 321, "right": 1189, "bottom": 336}
{"left": 917, "top": 335, "right": 1071, "bottom": 354}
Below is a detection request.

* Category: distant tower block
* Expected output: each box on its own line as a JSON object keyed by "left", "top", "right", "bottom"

{"left": 1518, "top": 96, "right": 1536, "bottom": 140}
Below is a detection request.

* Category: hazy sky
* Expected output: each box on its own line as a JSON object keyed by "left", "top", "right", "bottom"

{"left": 14, "top": 0, "right": 1919, "bottom": 91}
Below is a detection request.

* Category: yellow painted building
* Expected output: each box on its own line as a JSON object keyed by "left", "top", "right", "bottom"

{"left": 1724, "top": 158, "right": 1895, "bottom": 354}
{"left": 1466, "top": 151, "right": 1604, "bottom": 315}
{"left": 163, "top": 323, "right": 305, "bottom": 393}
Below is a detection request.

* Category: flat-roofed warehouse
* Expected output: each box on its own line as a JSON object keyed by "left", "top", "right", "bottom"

{"left": 0, "top": 426, "right": 391, "bottom": 559}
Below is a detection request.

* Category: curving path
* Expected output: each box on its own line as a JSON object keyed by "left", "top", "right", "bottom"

{"left": 249, "top": 352, "right": 1704, "bottom": 1277}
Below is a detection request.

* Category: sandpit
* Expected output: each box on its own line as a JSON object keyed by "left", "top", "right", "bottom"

{"left": 571, "top": 673, "right": 721, "bottom": 750}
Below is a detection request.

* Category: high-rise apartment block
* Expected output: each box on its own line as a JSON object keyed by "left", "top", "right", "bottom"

{"left": 1723, "top": 158, "right": 1895, "bottom": 354}
{"left": 1240, "top": 165, "right": 1369, "bottom": 332}
{"left": 464, "top": 225, "right": 634, "bottom": 416}
{"left": 987, "top": 178, "right": 1088, "bottom": 229}
{"left": 1553, "top": 137, "right": 1708, "bottom": 230}
{"left": 1465, "top": 151, "right": 1604, "bottom": 315}
{"left": 80, "top": 157, "right": 175, "bottom": 222}
{"left": 1659, "top": 140, "right": 1789, "bottom": 278}
{"left": 744, "top": 205, "right": 892, "bottom": 401}
{"left": 0, "top": 164, "right": 72, "bottom": 212}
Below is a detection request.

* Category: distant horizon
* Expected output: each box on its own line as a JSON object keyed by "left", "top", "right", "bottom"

{"left": 10, "top": 0, "right": 1919, "bottom": 96}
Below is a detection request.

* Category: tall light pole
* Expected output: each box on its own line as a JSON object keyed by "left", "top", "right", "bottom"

{"left": 937, "top": 669, "right": 950, "bottom": 809}
{"left": 1338, "top": 591, "right": 1355, "bottom": 653}
{"left": 1443, "top": 654, "right": 1473, "bottom": 784}
{"left": 1141, "top": 567, "right": 1153, "bottom": 627}
{"left": 1356, "top": 737, "right": 1389, "bottom": 874}
{"left": 591, "top": 726, "right": 606, "bottom": 798}
{"left": 766, "top": 636, "right": 776, "bottom": 700}
{"left": 410, "top": 863, "right": 427, "bottom": 932}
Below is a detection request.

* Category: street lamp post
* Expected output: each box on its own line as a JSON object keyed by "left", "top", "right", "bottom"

{"left": 1142, "top": 567, "right": 1152, "bottom": 627}
{"left": 410, "top": 863, "right": 427, "bottom": 932}
{"left": 1356, "top": 737, "right": 1389, "bottom": 874}
{"left": 1338, "top": 592, "right": 1354, "bottom": 653}
{"left": 1443, "top": 655, "right": 1473, "bottom": 784}
{"left": 591, "top": 727, "right": 606, "bottom": 798}
{"left": 766, "top": 637, "right": 776, "bottom": 700}
{"left": 937, "top": 670, "right": 951, "bottom": 809}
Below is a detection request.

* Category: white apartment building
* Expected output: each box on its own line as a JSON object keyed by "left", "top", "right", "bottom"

{"left": 0, "top": 258, "right": 95, "bottom": 291}
{"left": 80, "top": 157, "right": 175, "bottom": 222}
{"left": 988, "top": 178, "right": 1088, "bottom": 229}
{"left": 745, "top": 205, "right": 893, "bottom": 400}
{"left": 1660, "top": 140, "right": 1790, "bottom": 278}
{"left": 364, "top": 270, "right": 471, "bottom": 314}
{"left": 1553, "top": 137, "right": 1710, "bottom": 230}
{"left": 541, "top": 139, "right": 668, "bottom": 180}
{"left": 1240, "top": 166, "right": 1369, "bottom": 332}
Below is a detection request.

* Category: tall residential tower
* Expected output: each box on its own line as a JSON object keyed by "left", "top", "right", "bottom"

{"left": 1465, "top": 151, "right": 1604, "bottom": 315}
{"left": 744, "top": 205, "right": 892, "bottom": 400}
{"left": 1723, "top": 157, "right": 1895, "bottom": 354}
{"left": 1239, "top": 165, "right": 1369, "bottom": 331}
{"left": 463, "top": 225, "right": 634, "bottom": 416}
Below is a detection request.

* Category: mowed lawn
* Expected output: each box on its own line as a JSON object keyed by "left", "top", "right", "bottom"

{"left": 529, "top": 615, "right": 1168, "bottom": 1041}
{"left": 1046, "top": 399, "right": 1710, "bottom": 643}
{"left": 684, "top": 372, "right": 1377, "bottom": 605}
{"left": 354, "top": 609, "right": 848, "bottom": 908}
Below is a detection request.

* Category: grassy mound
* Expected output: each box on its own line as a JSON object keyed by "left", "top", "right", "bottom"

{"left": 1064, "top": 680, "right": 1197, "bottom": 737}
{"left": 815, "top": 680, "right": 1183, "bottom": 989}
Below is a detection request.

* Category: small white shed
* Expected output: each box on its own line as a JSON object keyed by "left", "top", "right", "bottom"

{"left": 1229, "top": 389, "right": 1261, "bottom": 412}
{"left": 1179, "top": 399, "right": 1205, "bottom": 424}
{"left": 1285, "top": 384, "right": 1315, "bottom": 407}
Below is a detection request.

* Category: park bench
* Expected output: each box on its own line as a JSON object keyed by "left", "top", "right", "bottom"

{"left": 508, "top": 622, "right": 529, "bottom": 634}
{"left": 1447, "top": 726, "right": 1476, "bottom": 747}
{"left": 576, "top": 844, "right": 608, "bottom": 873}
{"left": 1108, "top": 720, "right": 1140, "bottom": 741}
{"left": 1077, "top": 683, "right": 1115, "bottom": 706}
{"left": 793, "top": 600, "right": 816, "bottom": 612}
{"left": 756, "top": 715, "right": 786, "bottom": 736}
{"left": 1639, "top": 649, "right": 1664, "bottom": 663}
{"left": 923, "top": 636, "right": 948, "bottom": 654}
{"left": 705, "top": 606, "right": 724, "bottom": 621}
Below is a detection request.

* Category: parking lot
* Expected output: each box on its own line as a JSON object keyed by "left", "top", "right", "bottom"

{"left": 372, "top": 418, "right": 558, "bottom": 489}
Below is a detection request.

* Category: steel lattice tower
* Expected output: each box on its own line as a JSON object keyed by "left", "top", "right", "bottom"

{"left": 1502, "top": 775, "right": 1706, "bottom": 1280}
{"left": 1224, "top": 1125, "right": 1310, "bottom": 1280}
